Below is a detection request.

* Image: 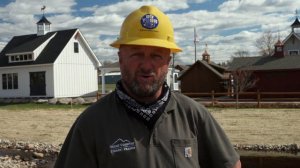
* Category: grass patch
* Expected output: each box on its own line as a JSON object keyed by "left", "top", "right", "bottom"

{"left": 98, "top": 84, "right": 116, "bottom": 93}
{"left": 0, "top": 103, "right": 88, "bottom": 111}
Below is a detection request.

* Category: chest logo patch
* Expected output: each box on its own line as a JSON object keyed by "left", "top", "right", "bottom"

{"left": 110, "top": 138, "right": 136, "bottom": 155}
{"left": 184, "top": 147, "right": 192, "bottom": 158}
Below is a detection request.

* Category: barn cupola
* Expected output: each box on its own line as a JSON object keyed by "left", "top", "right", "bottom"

{"left": 202, "top": 44, "right": 210, "bottom": 63}
{"left": 273, "top": 39, "right": 284, "bottom": 57}
{"left": 36, "top": 6, "right": 51, "bottom": 36}
{"left": 291, "top": 10, "right": 300, "bottom": 33}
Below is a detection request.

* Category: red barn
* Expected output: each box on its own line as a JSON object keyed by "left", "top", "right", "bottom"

{"left": 228, "top": 17, "right": 300, "bottom": 97}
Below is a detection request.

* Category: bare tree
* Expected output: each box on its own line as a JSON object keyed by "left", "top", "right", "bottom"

{"left": 255, "top": 30, "right": 277, "bottom": 56}
{"left": 231, "top": 68, "right": 258, "bottom": 108}
{"left": 226, "top": 50, "right": 250, "bottom": 67}
{"left": 232, "top": 50, "right": 250, "bottom": 58}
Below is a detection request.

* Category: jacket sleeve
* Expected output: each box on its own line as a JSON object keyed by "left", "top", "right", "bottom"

{"left": 197, "top": 109, "right": 240, "bottom": 168}
{"left": 54, "top": 117, "right": 98, "bottom": 168}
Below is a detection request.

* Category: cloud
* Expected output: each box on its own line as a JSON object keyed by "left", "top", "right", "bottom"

{"left": 81, "top": 0, "right": 189, "bottom": 16}
{"left": 0, "top": 0, "right": 76, "bottom": 36}
{"left": 0, "top": 0, "right": 299, "bottom": 65}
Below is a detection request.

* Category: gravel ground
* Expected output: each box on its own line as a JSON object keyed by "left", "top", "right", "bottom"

{"left": 1, "top": 108, "right": 300, "bottom": 167}
{"left": 0, "top": 139, "right": 59, "bottom": 168}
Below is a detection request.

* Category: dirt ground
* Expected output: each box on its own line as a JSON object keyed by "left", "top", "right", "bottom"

{"left": 0, "top": 107, "right": 300, "bottom": 145}
{"left": 0, "top": 108, "right": 83, "bottom": 145}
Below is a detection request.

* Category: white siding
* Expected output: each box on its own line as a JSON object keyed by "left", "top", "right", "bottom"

{"left": 284, "top": 36, "right": 300, "bottom": 56}
{"left": 33, "top": 33, "right": 56, "bottom": 60}
{"left": 0, "top": 65, "right": 54, "bottom": 98}
{"left": 53, "top": 33, "right": 98, "bottom": 97}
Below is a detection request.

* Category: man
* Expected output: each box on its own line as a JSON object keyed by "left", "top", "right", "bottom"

{"left": 55, "top": 5, "right": 241, "bottom": 168}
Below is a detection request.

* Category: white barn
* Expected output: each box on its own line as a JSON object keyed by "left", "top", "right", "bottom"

{"left": 0, "top": 15, "right": 101, "bottom": 98}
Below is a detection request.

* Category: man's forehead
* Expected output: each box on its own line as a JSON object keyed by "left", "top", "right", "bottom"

{"left": 120, "top": 45, "right": 170, "bottom": 53}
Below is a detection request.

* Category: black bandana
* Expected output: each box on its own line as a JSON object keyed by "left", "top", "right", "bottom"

{"left": 116, "top": 80, "right": 170, "bottom": 129}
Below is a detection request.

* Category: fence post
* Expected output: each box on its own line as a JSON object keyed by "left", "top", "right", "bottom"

{"left": 257, "top": 90, "right": 261, "bottom": 108}
{"left": 211, "top": 90, "right": 215, "bottom": 106}
{"left": 97, "top": 92, "right": 100, "bottom": 100}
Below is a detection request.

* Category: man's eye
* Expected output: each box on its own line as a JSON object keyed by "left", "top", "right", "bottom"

{"left": 153, "top": 54, "right": 163, "bottom": 60}
{"left": 130, "top": 53, "right": 142, "bottom": 58}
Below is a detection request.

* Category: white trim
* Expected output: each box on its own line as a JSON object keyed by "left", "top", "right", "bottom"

{"left": 288, "top": 50, "right": 299, "bottom": 55}
{"left": 283, "top": 32, "right": 300, "bottom": 44}
{"left": 74, "top": 29, "right": 101, "bottom": 67}
{"left": 0, "top": 64, "right": 53, "bottom": 69}
{"left": 32, "top": 33, "right": 56, "bottom": 60}
{"left": 6, "top": 52, "right": 33, "bottom": 56}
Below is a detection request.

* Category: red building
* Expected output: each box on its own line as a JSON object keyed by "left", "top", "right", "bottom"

{"left": 228, "top": 17, "right": 300, "bottom": 97}
{"left": 178, "top": 48, "right": 229, "bottom": 95}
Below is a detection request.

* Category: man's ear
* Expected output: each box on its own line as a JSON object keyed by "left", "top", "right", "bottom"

{"left": 167, "top": 55, "right": 172, "bottom": 64}
{"left": 118, "top": 51, "right": 122, "bottom": 63}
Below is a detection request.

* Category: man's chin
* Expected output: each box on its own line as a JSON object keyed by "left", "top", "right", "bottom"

{"left": 132, "top": 85, "right": 157, "bottom": 97}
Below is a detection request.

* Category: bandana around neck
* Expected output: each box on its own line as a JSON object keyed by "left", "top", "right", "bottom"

{"left": 115, "top": 80, "right": 170, "bottom": 127}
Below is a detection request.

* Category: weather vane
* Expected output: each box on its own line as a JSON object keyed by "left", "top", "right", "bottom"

{"left": 41, "top": 5, "right": 46, "bottom": 15}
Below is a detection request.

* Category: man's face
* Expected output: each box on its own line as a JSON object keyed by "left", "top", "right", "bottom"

{"left": 118, "top": 45, "right": 171, "bottom": 101}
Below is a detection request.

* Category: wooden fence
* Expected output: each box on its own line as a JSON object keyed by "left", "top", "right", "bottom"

{"left": 182, "top": 91, "right": 300, "bottom": 108}
{"left": 97, "top": 91, "right": 300, "bottom": 107}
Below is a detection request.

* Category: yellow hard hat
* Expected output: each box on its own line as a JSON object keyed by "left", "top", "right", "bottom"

{"left": 110, "top": 5, "right": 182, "bottom": 53}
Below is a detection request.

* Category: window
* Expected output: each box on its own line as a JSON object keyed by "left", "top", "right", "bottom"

{"left": 2, "top": 73, "right": 18, "bottom": 90}
{"left": 9, "top": 54, "right": 33, "bottom": 63}
{"left": 7, "top": 74, "right": 12, "bottom": 89}
{"left": 74, "top": 42, "right": 79, "bottom": 53}
{"left": 13, "top": 73, "right": 18, "bottom": 89}
{"left": 289, "top": 50, "right": 299, "bottom": 56}
{"left": 2, "top": 74, "right": 7, "bottom": 89}
{"left": 38, "top": 24, "right": 44, "bottom": 32}
{"left": 276, "top": 47, "right": 282, "bottom": 52}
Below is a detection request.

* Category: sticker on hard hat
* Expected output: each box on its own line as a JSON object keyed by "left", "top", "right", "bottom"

{"left": 140, "top": 14, "right": 159, "bottom": 29}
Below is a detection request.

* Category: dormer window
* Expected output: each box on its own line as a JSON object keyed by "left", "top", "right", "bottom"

{"left": 8, "top": 54, "right": 34, "bottom": 63}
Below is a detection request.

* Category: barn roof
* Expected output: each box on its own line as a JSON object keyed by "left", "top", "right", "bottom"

{"left": 227, "top": 55, "right": 300, "bottom": 71}
{"left": 0, "top": 29, "right": 78, "bottom": 67}
{"left": 178, "top": 60, "right": 227, "bottom": 80}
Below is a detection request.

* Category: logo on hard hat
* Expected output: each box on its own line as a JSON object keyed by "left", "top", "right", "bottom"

{"left": 140, "top": 14, "right": 159, "bottom": 29}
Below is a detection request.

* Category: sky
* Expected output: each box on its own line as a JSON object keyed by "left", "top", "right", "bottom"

{"left": 0, "top": 0, "right": 299, "bottom": 65}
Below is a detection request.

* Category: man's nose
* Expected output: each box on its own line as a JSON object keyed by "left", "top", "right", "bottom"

{"left": 140, "top": 56, "right": 154, "bottom": 71}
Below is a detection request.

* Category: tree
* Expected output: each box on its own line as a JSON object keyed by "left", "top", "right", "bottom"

{"left": 255, "top": 30, "right": 277, "bottom": 56}
{"left": 224, "top": 50, "right": 249, "bottom": 68}
{"left": 231, "top": 68, "right": 258, "bottom": 108}
{"left": 232, "top": 50, "right": 250, "bottom": 58}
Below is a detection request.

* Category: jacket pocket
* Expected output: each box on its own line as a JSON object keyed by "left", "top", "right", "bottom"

{"left": 171, "top": 138, "right": 200, "bottom": 168}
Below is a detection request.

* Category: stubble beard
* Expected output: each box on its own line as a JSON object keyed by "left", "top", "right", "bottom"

{"left": 122, "top": 69, "right": 167, "bottom": 98}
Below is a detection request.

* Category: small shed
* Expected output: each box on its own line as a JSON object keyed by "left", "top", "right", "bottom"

{"left": 178, "top": 60, "right": 228, "bottom": 94}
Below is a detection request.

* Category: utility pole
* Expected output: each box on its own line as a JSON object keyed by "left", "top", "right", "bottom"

{"left": 194, "top": 27, "right": 199, "bottom": 63}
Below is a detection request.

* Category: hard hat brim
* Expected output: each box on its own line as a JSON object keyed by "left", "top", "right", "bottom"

{"left": 110, "top": 38, "right": 182, "bottom": 53}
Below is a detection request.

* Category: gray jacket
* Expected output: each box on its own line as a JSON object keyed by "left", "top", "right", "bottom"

{"left": 55, "top": 91, "right": 239, "bottom": 168}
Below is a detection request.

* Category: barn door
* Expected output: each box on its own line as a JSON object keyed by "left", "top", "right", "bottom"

{"left": 30, "top": 71, "right": 46, "bottom": 96}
